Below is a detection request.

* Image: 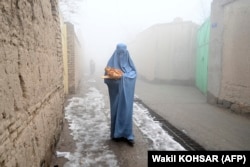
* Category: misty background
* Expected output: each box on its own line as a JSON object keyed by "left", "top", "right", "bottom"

{"left": 59, "top": 0, "right": 212, "bottom": 74}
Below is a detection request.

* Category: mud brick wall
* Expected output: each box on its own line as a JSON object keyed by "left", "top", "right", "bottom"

{"left": 0, "top": 0, "right": 64, "bottom": 167}
{"left": 65, "top": 22, "right": 83, "bottom": 94}
{"left": 65, "top": 23, "right": 75, "bottom": 94}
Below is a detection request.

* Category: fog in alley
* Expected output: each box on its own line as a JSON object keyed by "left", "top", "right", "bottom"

{"left": 59, "top": 0, "right": 212, "bottom": 74}
{"left": 1, "top": 1, "right": 249, "bottom": 166}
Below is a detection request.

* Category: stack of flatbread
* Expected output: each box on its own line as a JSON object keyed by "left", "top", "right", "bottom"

{"left": 102, "top": 66, "right": 123, "bottom": 79}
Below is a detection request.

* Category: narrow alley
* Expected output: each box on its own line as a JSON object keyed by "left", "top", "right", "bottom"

{"left": 50, "top": 73, "right": 250, "bottom": 167}
{"left": 1, "top": 0, "right": 250, "bottom": 167}
{"left": 50, "top": 74, "right": 186, "bottom": 167}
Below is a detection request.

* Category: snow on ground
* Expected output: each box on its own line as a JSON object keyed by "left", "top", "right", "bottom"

{"left": 62, "top": 84, "right": 185, "bottom": 166}
{"left": 133, "top": 101, "right": 185, "bottom": 150}
{"left": 63, "top": 87, "right": 118, "bottom": 167}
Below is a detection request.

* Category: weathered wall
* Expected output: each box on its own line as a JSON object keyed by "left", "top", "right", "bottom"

{"left": 74, "top": 31, "right": 83, "bottom": 92}
{"left": 0, "top": 1, "right": 64, "bottom": 167}
{"left": 61, "top": 21, "right": 69, "bottom": 95}
{"left": 129, "top": 27, "right": 157, "bottom": 81}
{"left": 129, "top": 19, "right": 198, "bottom": 84}
{"left": 65, "top": 22, "right": 83, "bottom": 94}
{"left": 208, "top": 0, "right": 250, "bottom": 113}
{"left": 207, "top": 0, "right": 225, "bottom": 104}
{"left": 65, "top": 23, "right": 75, "bottom": 94}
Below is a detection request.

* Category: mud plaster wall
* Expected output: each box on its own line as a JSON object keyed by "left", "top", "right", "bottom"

{"left": 65, "top": 23, "right": 75, "bottom": 94}
{"left": 208, "top": 0, "right": 250, "bottom": 113}
{"left": 129, "top": 20, "right": 198, "bottom": 84}
{"left": 61, "top": 22, "right": 69, "bottom": 95}
{"left": 0, "top": 0, "right": 64, "bottom": 167}
{"left": 65, "top": 22, "right": 83, "bottom": 94}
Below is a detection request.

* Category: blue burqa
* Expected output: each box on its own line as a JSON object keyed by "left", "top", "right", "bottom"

{"left": 104, "top": 43, "right": 137, "bottom": 140}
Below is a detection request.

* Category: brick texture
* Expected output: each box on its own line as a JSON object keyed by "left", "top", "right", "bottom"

{"left": 0, "top": 0, "right": 64, "bottom": 166}
{"left": 65, "top": 22, "right": 83, "bottom": 94}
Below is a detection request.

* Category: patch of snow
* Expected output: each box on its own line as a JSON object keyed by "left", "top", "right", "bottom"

{"left": 56, "top": 151, "right": 71, "bottom": 159}
{"left": 133, "top": 101, "right": 186, "bottom": 151}
{"left": 63, "top": 86, "right": 185, "bottom": 166}
{"left": 64, "top": 87, "right": 119, "bottom": 167}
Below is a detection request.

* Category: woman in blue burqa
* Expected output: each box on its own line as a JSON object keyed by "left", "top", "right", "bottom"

{"left": 104, "top": 43, "right": 137, "bottom": 146}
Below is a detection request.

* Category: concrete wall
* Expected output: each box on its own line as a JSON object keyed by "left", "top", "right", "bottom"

{"left": 0, "top": 1, "right": 64, "bottom": 167}
{"left": 208, "top": 0, "right": 250, "bottom": 113}
{"left": 129, "top": 19, "right": 198, "bottom": 84}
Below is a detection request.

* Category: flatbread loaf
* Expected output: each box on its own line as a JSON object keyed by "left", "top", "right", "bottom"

{"left": 103, "top": 66, "right": 123, "bottom": 79}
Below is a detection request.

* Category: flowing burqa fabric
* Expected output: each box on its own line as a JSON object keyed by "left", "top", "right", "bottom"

{"left": 104, "top": 43, "right": 137, "bottom": 141}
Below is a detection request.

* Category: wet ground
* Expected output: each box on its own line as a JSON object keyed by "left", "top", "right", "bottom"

{"left": 135, "top": 79, "right": 250, "bottom": 150}
{"left": 50, "top": 74, "right": 184, "bottom": 167}
{"left": 50, "top": 74, "right": 250, "bottom": 167}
